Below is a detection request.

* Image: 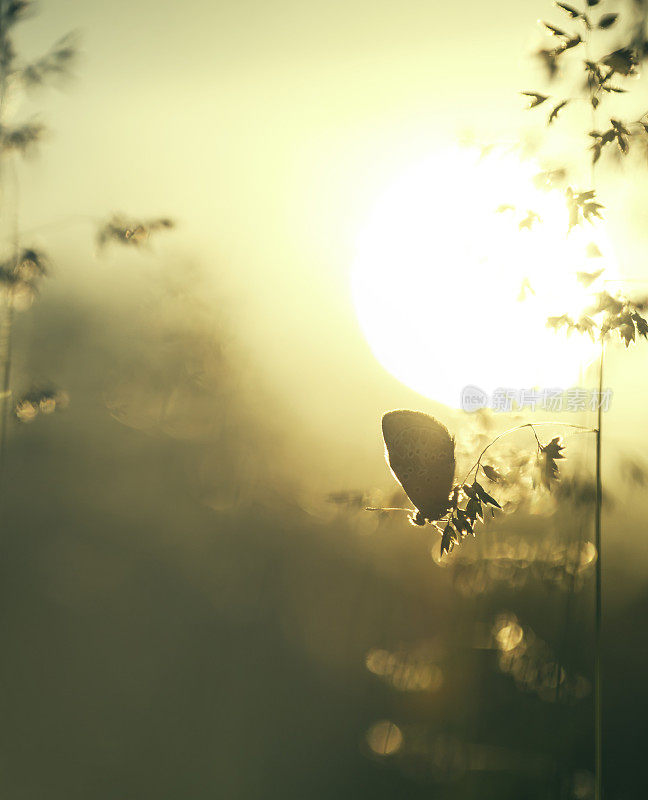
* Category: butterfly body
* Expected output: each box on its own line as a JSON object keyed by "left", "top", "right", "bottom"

{"left": 382, "top": 410, "right": 455, "bottom": 523}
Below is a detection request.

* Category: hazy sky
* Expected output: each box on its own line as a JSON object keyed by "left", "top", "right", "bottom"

{"left": 2, "top": 5, "right": 648, "bottom": 798}
{"left": 9, "top": 0, "right": 648, "bottom": 502}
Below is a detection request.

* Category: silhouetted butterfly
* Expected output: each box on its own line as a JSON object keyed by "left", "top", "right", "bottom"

{"left": 382, "top": 410, "right": 455, "bottom": 526}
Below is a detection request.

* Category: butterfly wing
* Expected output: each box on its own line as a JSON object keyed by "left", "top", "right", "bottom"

{"left": 382, "top": 410, "right": 455, "bottom": 522}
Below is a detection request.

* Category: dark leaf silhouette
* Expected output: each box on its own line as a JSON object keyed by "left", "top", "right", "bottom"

{"left": 598, "top": 13, "right": 618, "bottom": 29}
{"left": 556, "top": 2, "right": 580, "bottom": 18}
{"left": 543, "top": 22, "right": 567, "bottom": 36}
{"left": 632, "top": 312, "right": 648, "bottom": 338}
{"left": 454, "top": 510, "right": 474, "bottom": 536}
{"left": 601, "top": 48, "right": 636, "bottom": 76}
{"left": 481, "top": 464, "right": 503, "bottom": 482}
{"left": 537, "top": 48, "right": 561, "bottom": 78}
{"left": 440, "top": 523, "right": 457, "bottom": 557}
{"left": 20, "top": 33, "right": 76, "bottom": 87}
{"left": 97, "top": 215, "right": 175, "bottom": 250}
{"left": 610, "top": 119, "right": 630, "bottom": 135}
{"left": 5, "top": 1, "right": 30, "bottom": 25}
{"left": 0, "top": 121, "right": 45, "bottom": 153}
{"left": 521, "top": 91, "right": 549, "bottom": 108}
{"left": 563, "top": 35, "right": 582, "bottom": 50}
{"left": 473, "top": 481, "right": 501, "bottom": 509}
{"left": 548, "top": 99, "right": 569, "bottom": 125}
{"left": 539, "top": 437, "right": 565, "bottom": 490}
{"left": 465, "top": 496, "right": 483, "bottom": 523}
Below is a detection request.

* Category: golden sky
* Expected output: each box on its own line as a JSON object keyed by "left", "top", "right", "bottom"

{"left": 9, "top": 0, "right": 648, "bottom": 531}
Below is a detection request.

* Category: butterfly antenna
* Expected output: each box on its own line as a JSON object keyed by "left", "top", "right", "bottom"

{"left": 365, "top": 506, "right": 414, "bottom": 514}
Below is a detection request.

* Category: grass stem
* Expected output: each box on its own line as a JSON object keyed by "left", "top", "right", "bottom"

{"left": 594, "top": 341, "right": 604, "bottom": 800}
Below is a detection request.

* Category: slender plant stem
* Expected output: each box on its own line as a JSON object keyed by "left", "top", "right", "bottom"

{"left": 0, "top": 0, "right": 10, "bottom": 502}
{"left": 461, "top": 421, "right": 595, "bottom": 485}
{"left": 0, "top": 296, "right": 13, "bottom": 496}
{"left": 594, "top": 341, "right": 604, "bottom": 800}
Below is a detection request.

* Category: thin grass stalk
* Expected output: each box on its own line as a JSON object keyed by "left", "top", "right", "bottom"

{"left": 0, "top": 295, "right": 12, "bottom": 494}
{"left": 594, "top": 341, "right": 604, "bottom": 800}
{"left": 0, "top": 0, "right": 10, "bottom": 500}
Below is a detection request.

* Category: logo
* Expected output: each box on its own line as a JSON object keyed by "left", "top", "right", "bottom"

{"left": 460, "top": 385, "right": 488, "bottom": 412}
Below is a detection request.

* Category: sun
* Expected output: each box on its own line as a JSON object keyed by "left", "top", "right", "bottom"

{"left": 351, "top": 145, "right": 617, "bottom": 409}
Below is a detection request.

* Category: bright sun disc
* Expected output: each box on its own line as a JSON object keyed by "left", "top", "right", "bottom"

{"left": 351, "top": 146, "right": 617, "bottom": 408}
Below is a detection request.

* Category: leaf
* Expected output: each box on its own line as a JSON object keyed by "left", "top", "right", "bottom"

{"left": 576, "top": 268, "right": 604, "bottom": 287}
{"left": 564, "top": 35, "right": 582, "bottom": 50}
{"left": 632, "top": 312, "right": 648, "bottom": 338}
{"left": 575, "top": 315, "right": 597, "bottom": 339}
{"left": 0, "top": 121, "right": 46, "bottom": 154}
{"left": 543, "top": 22, "right": 567, "bottom": 36}
{"left": 547, "top": 313, "right": 574, "bottom": 332}
{"left": 96, "top": 215, "right": 175, "bottom": 250}
{"left": 586, "top": 242, "right": 602, "bottom": 258}
{"left": 537, "top": 48, "right": 560, "bottom": 78}
{"left": 440, "top": 523, "right": 456, "bottom": 556}
{"left": 20, "top": 33, "right": 77, "bottom": 88}
{"left": 583, "top": 201, "right": 604, "bottom": 222}
{"left": 598, "top": 13, "right": 618, "bottom": 29}
{"left": 453, "top": 511, "right": 473, "bottom": 536}
{"left": 616, "top": 134, "right": 629, "bottom": 155}
{"left": 619, "top": 322, "right": 635, "bottom": 347}
{"left": 602, "top": 48, "right": 636, "bottom": 76}
{"left": 548, "top": 99, "right": 569, "bottom": 125}
{"left": 481, "top": 464, "right": 503, "bottom": 483}
{"left": 5, "top": 1, "right": 30, "bottom": 24}
{"left": 496, "top": 203, "right": 515, "bottom": 213}
{"left": 473, "top": 481, "right": 502, "bottom": 509}
{"left": 586, "top": 0, "right": 601, "bottom": 5}
{"left": 591, "top": 96, "right": 600, "bottom": 110}
{"left": 610, "top": 119, "right": 630, "bottom": 135}
{"left": 539, "top": 437, "right": 565, "bottom": 490}
{"left": 556, "top": 2, "right": 580, "bottom": 18}
{"left": 589, "top": 291, "right": 623, "bottom": 315}
{"left": 521, "top": 91, "right": 549, "bottom": 108}
{"left": 465, "top": 496, "right": 483, "bottom": 523}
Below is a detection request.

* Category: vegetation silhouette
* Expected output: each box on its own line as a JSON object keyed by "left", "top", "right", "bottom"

{"left": 0, "top": 0, "right": 173, "bottom": 499}
{"left": 357, "top": 1, "right": 648, "bottom": 797}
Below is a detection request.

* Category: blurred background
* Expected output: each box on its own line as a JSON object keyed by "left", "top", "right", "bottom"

{"left": 0, "top": 0, "right": 647, "bottom": 797}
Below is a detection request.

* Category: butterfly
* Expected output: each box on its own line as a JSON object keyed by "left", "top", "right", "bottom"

{"left": 382, "top": 410, "right": 455, "bottom": 526}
